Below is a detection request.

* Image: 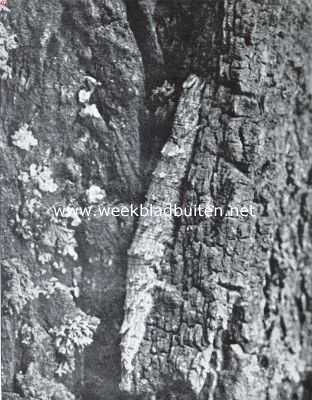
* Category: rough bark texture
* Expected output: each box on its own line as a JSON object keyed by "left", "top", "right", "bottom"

{"left": 1, "top": 1, "right": 312, "bottom": 400}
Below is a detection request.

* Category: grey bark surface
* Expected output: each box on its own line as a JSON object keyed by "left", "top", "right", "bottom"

{"left": 1, "top": 1, "right": 312, "bottom": 400}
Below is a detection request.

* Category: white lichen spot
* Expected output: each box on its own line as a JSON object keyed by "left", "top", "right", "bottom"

{"left": 78, "top": 89, "right": 92, "bottom": 104}
{"left": 25, "top": 198, "right": 40, "bottom": 213}
{"left": 18, "top": 171, "right": 30, "bottom": 183}
{"left": 29, "top": 164, "right": 58, "bottom": 193}
{"left": 52, "top": 260, "right": 64, "bottom": 272}
{"left": 37, "top": 168, "right": 58, "bottom": 193}
{"left": 86, "top": 185, "right": 106, "bottom": 204}
{"left": 79, "top": 104, "right": 102, "bottom": 119}
{"left": 155, "top": 171, "right": 166, "bottom": 179}
{"left": 63, "top": 240, "right": 78, "bottom": 260}
{"left": 0, "top": 23, "right": 18, "bottom": 80}
{"left": 12, "top": 124, "right": 38, "bottom": 151}
{"left": 33, "top": 189, "right": 42, "bottom": 198}
{"left": 38, "top": 253, "right": 52, "bottom": 265}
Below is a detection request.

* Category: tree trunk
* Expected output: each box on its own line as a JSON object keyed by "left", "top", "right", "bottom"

{"left": 1, "top": 1, "right": 312, "bottom": 400}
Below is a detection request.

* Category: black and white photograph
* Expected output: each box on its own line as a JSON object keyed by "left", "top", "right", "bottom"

{"left": 1, "top": 1, "right": 312, "bottom": 399}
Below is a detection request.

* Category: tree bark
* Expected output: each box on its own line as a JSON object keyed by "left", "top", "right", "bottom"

{"left": 1, "top": 1, "right": 312, "bottom": 400}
